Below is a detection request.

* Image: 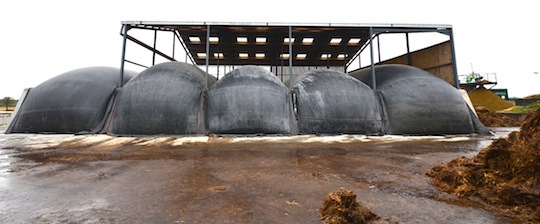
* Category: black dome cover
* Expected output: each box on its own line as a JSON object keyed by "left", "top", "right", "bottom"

{"left": 350, "top": 64, "right": 478, "bottom": 135}
{"left": 292, "top": 69, "right": 381, "bottom": 134}
{"left": 8, "top": 67, "right": 135, "bottom": 134}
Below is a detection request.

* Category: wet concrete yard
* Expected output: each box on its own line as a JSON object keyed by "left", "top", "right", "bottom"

{"left": 0, "top": 128, "right": 518, "bottom": 223}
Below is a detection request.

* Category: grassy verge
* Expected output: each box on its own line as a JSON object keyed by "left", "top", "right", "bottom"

{"left": 507, "top": 101, "right": 540, "bottom": 114}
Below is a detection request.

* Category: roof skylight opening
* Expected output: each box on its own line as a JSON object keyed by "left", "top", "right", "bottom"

{"left": 214, "top": 52, "right": 224, "bottom": 58}
{"left": 321, "top": 53, "right": 331, "bottom": 60}
{"left": 330, "top": 37, "right": 342, "bottom": 44}
{"left": 283, "top": 37, "right": 295, "bottom": 44}
{"left": 189, "top": 36, "right": 201, "bottom": 43}
{"left": 256, "top": 37, "right": 267, "bottom": 44}
{"left": 348, "top": 38, "right": 361, "bottom": 44}
{"left": 302, "top": 37, "right": 314, "bottom": 44}
{"left": 296, "top": 54, "right": 307, "bottom": 60}
{"left": 237, "top": 37, "right": 248, "bottom": 43}
{"left": 337, "top": 53, "right": 347, "bottom": 60}
{"left": 209, "top": 37, "right": 219, "bottom": 43}
{"left": 239, "top": 53, "right": 249, "bottom": 58}
{"left": 196, "top": 53, "right": 207, "bottom": 59}
{"left": 255, "top": 53, "right": 265, "bottom": 59}
{"left": 280, "top": 53, "right": 290, "bottom": 59}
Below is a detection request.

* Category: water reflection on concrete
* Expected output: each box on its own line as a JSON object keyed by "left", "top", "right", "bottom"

{"left": 0, "top": 128, "right": 519, "bottom": 223}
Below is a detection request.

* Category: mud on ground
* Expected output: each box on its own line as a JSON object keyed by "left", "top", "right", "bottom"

{"left": 0, "top": 132, "right": 518, "bottom": 223}
{"left": 320, "top": 188, "right": 379, "bottom": 224}
{"left": 428, "top": 108, "right": 540, "bottom": 223}
{"left": 475, "top": 106, "right": 521, "bottom": 127}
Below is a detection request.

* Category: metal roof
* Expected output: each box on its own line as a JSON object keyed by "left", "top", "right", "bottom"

{"left": 122, "top": 21, "right": 452, "bottom": 67}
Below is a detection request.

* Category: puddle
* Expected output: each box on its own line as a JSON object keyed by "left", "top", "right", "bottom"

{"left": 0, "top": 128, "right": 518, "bottom": 223}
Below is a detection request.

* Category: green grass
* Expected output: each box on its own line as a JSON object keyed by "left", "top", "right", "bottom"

{"left": 508, "top": 101, "right": 540, "bottom": 114}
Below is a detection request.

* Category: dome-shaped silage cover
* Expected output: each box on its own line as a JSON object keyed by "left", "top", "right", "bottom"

{"left": 7, "top": 67, "right": 136, "bottom": 134}
{"left": 109, "top": 62, "right": 216, "bottom": 135}
{"left": 206, "top": 66, "right": 292, "bottom": 134}
{"left": 350, "top": 64, "right": 477, "bottom": 135}
{"left": 291, "top": 69, "right": 382, "bottom": 134}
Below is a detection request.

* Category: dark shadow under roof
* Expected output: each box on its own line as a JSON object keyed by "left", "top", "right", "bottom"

{"left": 123, "top": 21, "right": 452, "bottom": 67}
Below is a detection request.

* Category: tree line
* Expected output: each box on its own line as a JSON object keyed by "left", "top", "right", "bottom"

{"left": 1, "top": 97, "right": 18, "bottom": 111}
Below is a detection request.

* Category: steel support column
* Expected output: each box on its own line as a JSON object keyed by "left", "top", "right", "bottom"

{"left": 172, "top": 32, "right": 176, "bottom": 59}
{"left": 449, "top": 28, "right": 460, "bottom": 88}
{"left": 205, "top": 25, "right": 210, "bottom": 89}
{"left": 377, "top": 35, "right": 381, "bottom": 62}
{"left": 406, "top": 33, "right": 412, "bottom": 66}
{"left": 288, "top": 26, "right": 293, "bottom": 88}
{"left": 280, "top": 47, "right": 284, "bottom": 82}
{"left": 152, "top": 30, "right": 157, "bottom": 65}
{"left": 217, "top": 54, "right": 220, "bottom": 80}
{"left": 347, "top": 32, "right": 380, "bottom": 69}
{"left": 344, "top": 42, "right": 347, "bottom": 73}
{"left": 119, "top": 24, "right": 130, "bottom": 87}
{"left": 369, "top": 27, "right": 376, "bottom": 90}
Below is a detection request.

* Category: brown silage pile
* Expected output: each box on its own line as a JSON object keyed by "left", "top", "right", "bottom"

{"left": 524, "top": 94, "right": 540, "bottom": 100}
{"left": 427, "top": 108, "right": 540, "bottom": 222}
{"left": 469, "top": 86, "right": 515, "bottom": 111}
{"left": 320, "top": 188, "right": 379, "bottom": 224}
{"left": 475, "top": 106, "right": 520, "bottom": 127}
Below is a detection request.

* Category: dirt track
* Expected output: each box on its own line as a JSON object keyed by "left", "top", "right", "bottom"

{"left": 0, "top": 130, "right": 518, "bottom": 223}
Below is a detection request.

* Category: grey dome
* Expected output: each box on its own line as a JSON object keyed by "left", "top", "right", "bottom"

{"left": 8, "top": 67, "right": 135, "bottom": 134}
{"left": 350, "top": 64, "right": 477, "bottom": 135}
{"left": 206, "top": 66, "right": 292, "bottom": 134}
{"left": 292, "top": 69, "right": 382, "bottom": 134}
{"left": 109, "top": 62, "right": 215, "bottom": 135}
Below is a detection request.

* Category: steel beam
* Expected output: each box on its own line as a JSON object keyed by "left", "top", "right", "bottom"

{"left": 346, "top": 33, "right": 381, "bottom": 68}
{"left": 372, "top": 27, "right": 445, "bottom": 34}
{"left": 125, "top": 59, "right": 149, "bottom": 68}
{"left": 126, "top": 35, "right": 175, "bottom": 61}
{"left": 123, "top": 21, "right": 452, "bottom": 30}
{"left": 127, "top": 24, "right": 175, "bottom": 32}
{"left": 174, "top": 30, "right": 196, "bottom": 65}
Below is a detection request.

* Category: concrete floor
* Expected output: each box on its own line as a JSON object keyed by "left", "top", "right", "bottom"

{"left": 0, "top": 128, "right": 518, "bottom": 223}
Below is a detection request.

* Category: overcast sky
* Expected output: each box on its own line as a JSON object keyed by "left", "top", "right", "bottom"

{"left": 1, "top": 0, "right": 539, "bottom": 99}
